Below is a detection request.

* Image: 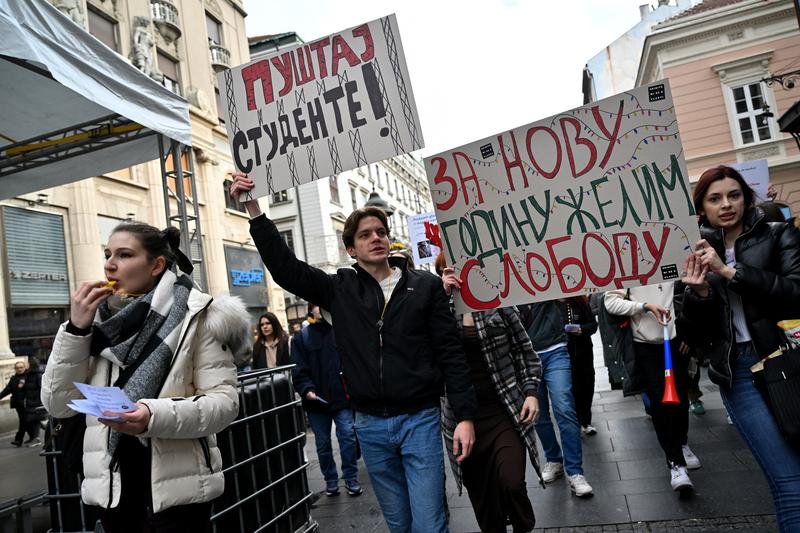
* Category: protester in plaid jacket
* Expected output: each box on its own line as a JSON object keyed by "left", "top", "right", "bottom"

{"left": 438, "top": 255, "right": 544, "bottom": 532}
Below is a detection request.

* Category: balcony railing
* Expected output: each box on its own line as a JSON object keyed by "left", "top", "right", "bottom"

{"left": 209, "top": 43, "right": 231, "bottom": 72}
{"left": 150, "top": 0, "right": 181, "bottom": 42}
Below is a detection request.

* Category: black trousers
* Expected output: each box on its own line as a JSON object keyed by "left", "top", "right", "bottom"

{"left": 633, "top": 340, "right": 690, "bottom": 466}
{"left": 13, "top": 407, "right": 39, "bottom": 443}
{"left": 99, "top": 436, "right": 212, "bottom": 533}
{"left": 569, "top": 350, "right": 596, "bottom": 427}
{"left": 461, "top": 413, "right": 535, "bottom": 533}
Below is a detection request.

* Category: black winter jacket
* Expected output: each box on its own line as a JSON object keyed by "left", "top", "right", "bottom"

{"left": 0, "top": 370, "right": 42, "bottom": 411}
{"left": 558, "top": 299, "right": 598, "bottom": 362}
{"left": 519, "top": 301, "right": 567, "bottom": 352}
{"left": 250, "top": 215, "right": 477, "bottom": 421}
{"left": 682, "top": 208, "right": 800, "bottom": 387}
{"left": 291, "top": 320, "right": 350, "bottom": 413}
{"left": 252, "top": 337, "right": 290, "bottom": 369}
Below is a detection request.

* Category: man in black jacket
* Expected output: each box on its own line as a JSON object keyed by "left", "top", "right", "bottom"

{"left": 0, "top": 360, "right": 43, "bottom": 447}
{"left": 291, "top": 304, "right": 362, "bottom": 498}
{"left": 231, "top": 172, "right": 476, "bottom": 532}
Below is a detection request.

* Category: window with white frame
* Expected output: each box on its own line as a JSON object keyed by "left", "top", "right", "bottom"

{"left": 271, "top": 189, "right": 289, "bottom": 204}
{"left": 713, "top": 52, "right": 776, "bottom": 149}
{"left": 279, "top": 230, "right": 295, "bottom": 253}
{"left": 730, "top": 82, "right": 772, "bottom": 145}
{"left": 329, "top": 175, "right": 340, "bottom": 204}
{"left": 350, "top": 185, "right": 358, "bottom": 208}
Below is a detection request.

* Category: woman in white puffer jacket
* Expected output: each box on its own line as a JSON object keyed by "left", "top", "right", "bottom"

{"left": 42, "top": 223, "right": 246, "bottom": 532}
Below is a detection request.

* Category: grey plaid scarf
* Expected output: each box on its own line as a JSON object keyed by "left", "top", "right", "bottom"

{"left": 90, "top": 269, "right": 192, "bottom": 457}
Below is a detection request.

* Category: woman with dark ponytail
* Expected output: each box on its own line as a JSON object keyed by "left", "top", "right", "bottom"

{"left": 42, "top": 222, "right": 249, "bottom": 532}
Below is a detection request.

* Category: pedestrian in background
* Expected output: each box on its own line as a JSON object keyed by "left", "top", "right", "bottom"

{"left": 438, "top": 254, "right": 542, "bottom": 532}
{"left": 291, "top": 303, "right": 362, "bottom": 498}
{"left": 518, "top": 302, "right": 594, "bottom": 497}
{"left": 41, "top": 223, "right": 243, "bottom": 532}
{"left": 681, "top": 165, "right": 800, "bottom": 532}
{"left": 558, "top": 297, "right": 599, "bottom": 436}
{"left": 1, "top": 359, "right": 43, "bottom": 447}
{"left": 252, "top": 312, "right": 290, "bottom": 369}
{"left": 604, "top": 284, "right": 701, "bottom": 494}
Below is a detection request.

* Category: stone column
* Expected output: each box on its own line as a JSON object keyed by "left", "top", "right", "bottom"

{"left": 0, "top": 253, "right": 14, "bottom": 358}
{"left": 68, "top": 179, "right": 104, "bottom": 283}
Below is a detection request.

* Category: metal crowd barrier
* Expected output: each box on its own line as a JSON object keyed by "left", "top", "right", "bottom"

{"left": 211, "top": 366, "right": 318, "bottom": 533}
{"left": 42, "top": 366, "right": 317, "bottom": 533}
{"left": 41, "top": 422, "right": 98, "bottom": 533}
{"left": 0, "top": 491, "right": 46, "bottom": 533}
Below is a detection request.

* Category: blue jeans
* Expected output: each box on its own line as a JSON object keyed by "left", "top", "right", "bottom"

{"left": 307, "top": 409, "right": 359, "bottom": 484}
{"left": 721, "top": 343, "right": 800, "bottom": 533}
{"left": 354, "top": 407, "right": 447, "bottom": 533}
{"left": 535, "top": 346, "right": 584, "bottom": 475}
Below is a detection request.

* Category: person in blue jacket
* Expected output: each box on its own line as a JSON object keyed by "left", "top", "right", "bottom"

{"left": 291, "top": 303, "right": 362, "bottom": 498}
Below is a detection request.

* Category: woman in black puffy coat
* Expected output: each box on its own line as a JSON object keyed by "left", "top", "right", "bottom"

{"left": 681, "top": 165, "right": 800, "bottom": 532}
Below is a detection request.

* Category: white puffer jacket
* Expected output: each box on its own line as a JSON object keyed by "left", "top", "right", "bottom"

{"left": 42, "top": 291, "right": 248, "bottom": 513}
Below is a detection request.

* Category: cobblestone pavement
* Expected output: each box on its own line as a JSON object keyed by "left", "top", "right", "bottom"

{"left": 535, "top": 514, "right": 776, "bottom": 532}
{"left": 304, "top": 338, "right": 777, "bottom": 532}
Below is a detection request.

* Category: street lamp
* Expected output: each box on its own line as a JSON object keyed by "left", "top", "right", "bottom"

{"left": 365, "top": 191, "right": 395, "bottom": 229}
{"left": 285, "top": 300, "right": 307, "bottom": 334}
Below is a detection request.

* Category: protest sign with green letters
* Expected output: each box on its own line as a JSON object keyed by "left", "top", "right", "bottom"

{"left": 425, "top": 80, "right": 700, "bottom": 312}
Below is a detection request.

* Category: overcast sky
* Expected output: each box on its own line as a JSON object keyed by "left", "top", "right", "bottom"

{"left": 242, "top": 1, "right": 674, "bottom": 157}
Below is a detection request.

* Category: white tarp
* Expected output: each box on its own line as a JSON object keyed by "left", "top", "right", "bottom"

{"left": 218, "top": 14, "right": 423, "bottom": 199}
{"left": 0, "top": 0, "right": 191, "bottom": 200}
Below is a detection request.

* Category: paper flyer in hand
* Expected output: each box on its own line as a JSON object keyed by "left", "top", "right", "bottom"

{"left": 68, "top": 382, "right": 137, "bottom": 421}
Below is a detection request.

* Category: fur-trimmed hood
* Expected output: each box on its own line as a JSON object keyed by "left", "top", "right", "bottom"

{"left": 202, "top": 294, "right": 251, "bottom": 357}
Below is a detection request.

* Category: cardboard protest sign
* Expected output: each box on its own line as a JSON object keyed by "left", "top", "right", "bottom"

{"left": 424, "top": 80, "right": 700, "bottom": 312}
{"left": 407, "top": 212, "right": 441, "bottom": 266}
{"left": 218, "top": 15, "right": 423, "bottom": 199}
{"left": 730, "top": 159, "right": 769, "bottom": 200}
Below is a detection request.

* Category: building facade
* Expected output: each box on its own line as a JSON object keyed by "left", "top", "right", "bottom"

{"left": 0, "top": 0, "right": 286, "bottom": 390}
{"left": 636, "top": 0, "right": 800, "bottom": 210}
{"left": 583, "top": 0, "right": 696, "bottom": 103}
{"left": 248, "top": 33, "right": 434, "bottom": 329}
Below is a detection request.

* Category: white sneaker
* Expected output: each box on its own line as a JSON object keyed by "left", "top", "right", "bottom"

{"left": 581, "top": 425, "right": 597, "bottom": 436}
{"left": 567, "top": 474, "right": 593, "bottom": 497}
{"left": 682, "top": 445, "right": 701, "bottom": 470}
{"left": 541, "top": 461, "right": 564, "bottom": 483}
{"left": 669, "top": 463, "right": 693, "bottom": 492}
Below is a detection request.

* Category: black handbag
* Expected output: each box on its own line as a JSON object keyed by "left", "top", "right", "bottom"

{"left": 752, "top": 345, "right": 800, "bottom": 450}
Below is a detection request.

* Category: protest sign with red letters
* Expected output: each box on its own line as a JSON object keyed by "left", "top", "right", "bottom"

{"left": 218, "top": 14, "right": 423, "bottom": 199}
{"left": 424, "top": 80, "right": 700, "bottom": 312}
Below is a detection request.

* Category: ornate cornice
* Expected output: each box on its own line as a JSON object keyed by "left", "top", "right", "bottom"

{"left": 638, "top": 2, "right": 796, "bottom": 84}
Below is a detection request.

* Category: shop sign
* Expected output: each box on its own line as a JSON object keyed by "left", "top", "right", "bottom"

{"left": 9, "top": 271, "right": 68, "bottom": 281}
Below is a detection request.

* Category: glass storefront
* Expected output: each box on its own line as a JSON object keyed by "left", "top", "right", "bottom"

{"left": 3, "top": 206, "right": 71, "bottom": 362}
{"left": 223, "top": 245, "right": 270, "bottom": 330}
{"left": 9, "top": 307, "right": 68, "bottom": 359}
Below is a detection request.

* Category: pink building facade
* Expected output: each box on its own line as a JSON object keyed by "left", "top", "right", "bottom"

{"left": 638, "top": 0, "right": 800, "bottom": 213}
